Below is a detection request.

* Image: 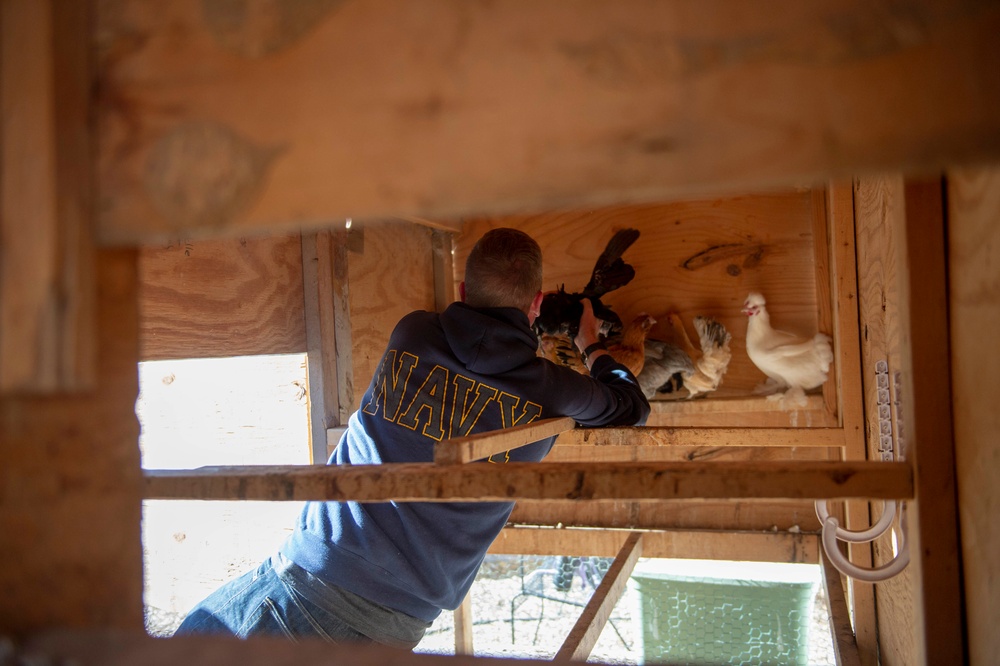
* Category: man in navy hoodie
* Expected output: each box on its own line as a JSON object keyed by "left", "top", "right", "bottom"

{"left": 175, "top": 227, "right": 650, "bottom": 646}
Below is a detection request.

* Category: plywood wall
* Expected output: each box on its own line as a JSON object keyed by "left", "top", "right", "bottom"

{"left": 139, "top": 234, "right": 306, "bottom": 360}
{"left": 346, "top": 221, "right": 438, "bottom": 409}
{"left": 456, "top": 189, "right": 827, "bottom": 396}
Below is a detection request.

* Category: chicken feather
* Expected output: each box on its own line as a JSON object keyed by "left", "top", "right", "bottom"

{"left": 665, "top": 312, "right": 732, "bottom": 399}
{"left": 636, "top": 338, "right": 695, "bottom": 398}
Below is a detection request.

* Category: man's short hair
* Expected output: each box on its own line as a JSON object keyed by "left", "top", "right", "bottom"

{"left": 464, "top": 228, "right": 543, "bottom": 311}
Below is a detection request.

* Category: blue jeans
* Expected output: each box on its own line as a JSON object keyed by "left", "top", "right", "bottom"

{"left": 174, "top": 555, "right": 423, "bottom": 646}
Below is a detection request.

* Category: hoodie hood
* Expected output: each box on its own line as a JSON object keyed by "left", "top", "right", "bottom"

{"left": 440, "top": 302, "right": 539, "bottom": 375}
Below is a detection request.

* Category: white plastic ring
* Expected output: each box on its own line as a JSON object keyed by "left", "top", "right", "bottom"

{"left": 820, "top": 508, "right": 910, "bottom": 583}
{"left": 815, "top": 499, "right": 896, "bottom": 543}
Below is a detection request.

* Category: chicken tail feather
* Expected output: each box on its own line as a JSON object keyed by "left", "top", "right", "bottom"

{"left": 583, "top": 228, "right": 640, "bottom": 297}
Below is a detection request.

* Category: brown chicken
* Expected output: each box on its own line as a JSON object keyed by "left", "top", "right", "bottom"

{"left": 539, "top": 313, "right": 656, "bottom": 377}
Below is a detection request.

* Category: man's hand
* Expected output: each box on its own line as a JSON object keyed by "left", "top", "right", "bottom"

{"left": 574, "top": 299, "right": 603, "bottom": 354}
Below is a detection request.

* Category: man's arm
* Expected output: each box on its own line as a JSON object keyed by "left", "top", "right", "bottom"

{"left": 571, "top": 299, "right": 650, "bottom": 426}
{"left": 573, "top": 299, "right": 609, "bottom": 370}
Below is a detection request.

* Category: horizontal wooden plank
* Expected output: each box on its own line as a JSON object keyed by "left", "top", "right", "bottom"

{"left": 26, "top": 629, "right": 566, "bottom": 666}
{"left": 548, "top": 443, "right": 837, "bottom": 463}
{"left": 96, "top": 1, "right": 1000, "bottom": 245}
{"left": 559, "top": 426, "right": 845, "bottom": 448}
{"left": 510, "top": 498, "right": 826, "bottom": 532}
{"left": 435, "top": 416, "right": 575, "bottom": 464}
{"left": 490, "top": 526, "right": 819, "bottom": 563}
{"left": 143, "top": 461, "right": 913, "bottom": 502}
{"left": 647, "top": 391, "right": 839, "bottom": 427}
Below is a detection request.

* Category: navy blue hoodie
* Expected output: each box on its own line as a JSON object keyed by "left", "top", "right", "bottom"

{"left": 281, "top": 302, "right": 649, "bottom": 622}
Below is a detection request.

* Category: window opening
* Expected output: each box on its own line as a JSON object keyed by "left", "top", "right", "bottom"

{"left": 137, "top": 354, "right": 310, "bottom": 636}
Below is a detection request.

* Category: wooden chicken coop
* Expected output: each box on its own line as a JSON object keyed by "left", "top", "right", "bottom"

{"left": 2, "top": 1, "right": 998, "bottom": 665}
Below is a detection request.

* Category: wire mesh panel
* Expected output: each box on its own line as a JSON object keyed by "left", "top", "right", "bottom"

{"left": 632, "top": 560, "right": 818, "bottom": 666}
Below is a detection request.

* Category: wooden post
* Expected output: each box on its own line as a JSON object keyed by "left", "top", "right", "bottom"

{"left": 454, "top": 596, "right": 474, "bottom": 656}
{"left": 853, "top": 175, "right": 917, "bottom": 663}
{"left": 0, "top": 250, "right": 143, "bottom": 635}
{"left": 896, "top": 178, "right": 965, "bottom": 664}
{"left": 302, "top": 229, "right": 354, "bottom": 463}
{"left": 946, "top": 166, "right": 1000, "bottom": 666}
{"left": 826, "top": 181, "right": 878, "bottom": 664}
{"left": 1, "top": 0, "right": 95, "bottom": 393}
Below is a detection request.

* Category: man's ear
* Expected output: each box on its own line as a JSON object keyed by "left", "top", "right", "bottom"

{"left": 528, "top": 291, "right": 544, "bottom": 324}
{"left": 459, "top": 281, "right": 466, "bottom": 303}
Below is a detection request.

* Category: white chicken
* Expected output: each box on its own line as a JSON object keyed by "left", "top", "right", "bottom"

{"left": 742, "top": 292, "right": 834, "bottom": 407}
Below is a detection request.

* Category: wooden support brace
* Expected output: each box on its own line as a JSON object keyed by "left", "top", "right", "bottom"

{"left": 434, "top": 417, "right": 576, "bottom": 464}
{"left": 821, "top": 549, "right": 863, "bottom": 666}
{"left": 556, "top": 532, "right": 643, "bottom": 662}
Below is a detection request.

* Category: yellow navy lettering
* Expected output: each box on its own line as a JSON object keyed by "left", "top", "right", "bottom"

{"left": 364, "top": 349, "right": 542, "bottom": 444}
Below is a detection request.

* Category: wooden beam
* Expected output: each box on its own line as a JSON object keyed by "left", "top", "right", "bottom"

{"left": 302, "top": 233, "right": 332, "bottom": 462}
{"left": 1, "top": 0, "right": 95, "bottom": 393}
{"left": 557, "top": 426, "right": 846, "bottom": 449}
{"left": 1, "top": 249, "right": 144, "bottom": 635}
{"left": 511, "top": 499, "right": 826, "bottom": 533}
{"left": 549, "top": 443, "right": 836, "bottom": 463}
{"left": 946, "top": 166, "right": 1000, "bottom": 666}
{"left": 827, "top": 181, "right": 878, "bottom": 665}
{"left": 434, "top": 417, "right": 575, "bottom": 463}
{"left": 853, "top": 174, "right": 915, "bottom": 664}
{"left": 821, "top": 549, "right": 863, "bottom": 666}
{"left": 143, "top": 460, "right": 913, "bottom": 502}
{"left": 556, "top": 532, "right": 643, "bottom": 662}
{"left": 26, "top": 629, "right": 569, "bottom": 666}
{"left": 324, "top": 230, "right": 355, "bottom": 426}
{"left": 490, "top": 527, "right": 819, "bottom": 563}
{"left": 898, "top": 178, "right": 965, "bottom": 664}
{"left": 95, "top": 1, "right": 1000, "bottom": 245}
{"left": 647, "top": 392, "right": 839, "bottom": 427}
{"left": 302, "top": 230, "right": 353, "bottom": 462}
{"left": 454, "top": 595, "right": 474, "bottom": 656}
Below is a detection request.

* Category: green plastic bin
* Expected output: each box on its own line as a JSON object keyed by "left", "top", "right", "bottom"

{"left": 632, "top": 560, "right": 819, "bottom": 666}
